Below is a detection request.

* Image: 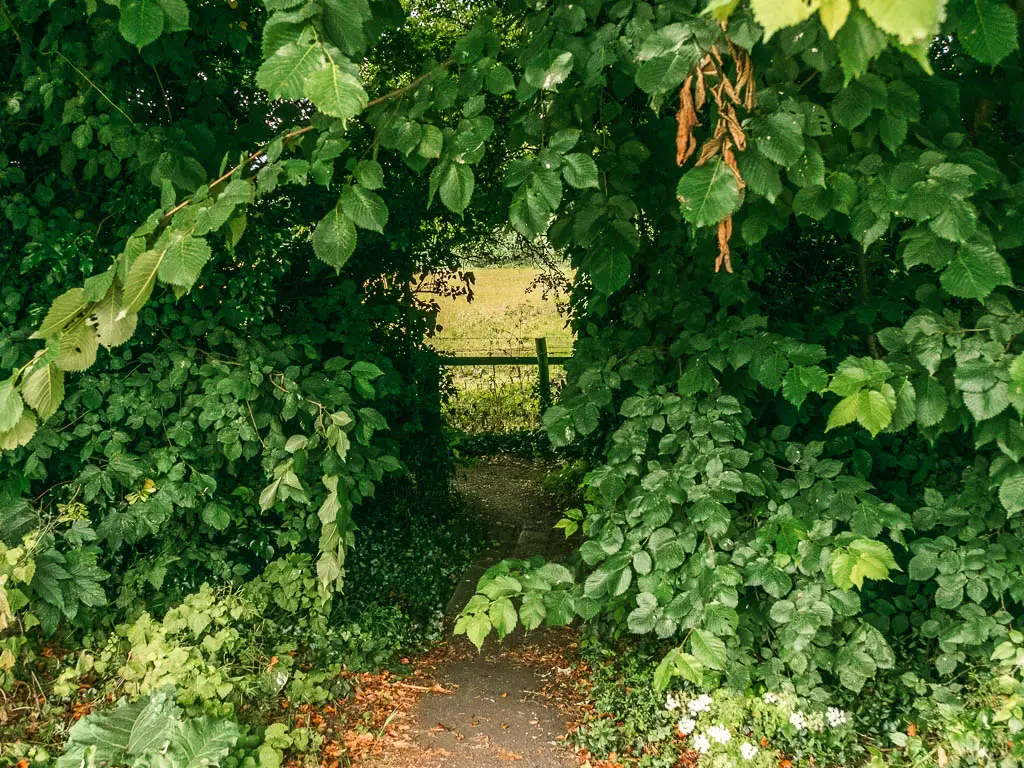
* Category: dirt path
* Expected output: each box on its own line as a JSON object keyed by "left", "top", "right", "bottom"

{"left": 353, "top": 457, "right": 582, "bottom": 768}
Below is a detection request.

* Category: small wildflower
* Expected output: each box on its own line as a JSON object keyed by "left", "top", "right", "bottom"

{"left": 688, "top": 693, "right": 713, "bottom": 714}
{"left": 826, "top": 707, "right": 848, "bottom": 727}
{"left": 806, "top": 711, "right": 825, "bottom": 733}
{"left": 666, "top": 692, "right": 681, "bottom": 711}
{"left": 677, "top": 716, "right": 696, "bottom": 736}
{"left": 763, "top": 692, "right": 778, "bottom": 704}
{"left": 790, "top": 711, "right": 807, "bottom": 731}
{"left": 707, "top": 724, "right": 731, "bottom": 744}
{"left": 692, "top": 733, "right": 711, "bottom": 754}
{"left": 740, "top": 742, "right": 758, "bottom": 760}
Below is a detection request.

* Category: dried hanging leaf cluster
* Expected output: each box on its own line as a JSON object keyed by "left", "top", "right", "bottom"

{"left": 676, "top": 42, "right": 756, "bottom": 273}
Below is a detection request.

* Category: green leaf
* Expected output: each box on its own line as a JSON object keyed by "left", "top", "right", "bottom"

{"left": 819, "top": 0, "right": 852, "bottom": 37}
{"left": 751, "top": 0, "right": 821, "bottom": 40}
{"left": 172, "top": 717, "right": 240, "bottom": 768}
{"left": 438, "top": 164, "right": 475, "bottom": 214}
{"left": 33, "top": 288, "right": 87, "bottom": 339}
{"left": 312, "top": 206, "right": 357, "bottom": 271}
{"left": 963, "top": 381, "right": 1010, "bottom": 420}
{"left": 653, "top": 647, "right": 703, "bottom": 690}
{"left": 562, "top": 153, "right": 599, "bottom": 189}
{"left": 941, "top": 245, "right": 1011, "bottom": 300}
{"left": 835, "top": 9, "right": 887, "bottom": 82}
{"left": 509, "top": 186, "right": 551, "bottom": 239}
{"left": 999, "top": 473, "right": 1024, "bottom": 514}
{"left": 827, "top": 392, "right": 861, "bottom": 431}
{"left": 89, "top": 287, "right": 138, "bottom": 349}
{"left": 305, "top": 58, "right": 368, "bottom": 120}
{"left": 57, "top": 323, "right": 100, "bottom": 373}
{"left": 588, "top": 252, "right": 631, "bottom": 294}
{"left": 520, "top": 592, "right": 546, "bottom": 630}
{"left": 486, "top": 63, "right": 516, "bottom": 94}
{"left": 123, "top": 251, "right": 164, "bottom": 313}
{"left": 549, "top": 129, "right": 581, "bottom": 153}
{"left": 835, "top": 539, "right": 899, "bottom": 590}
{"left": 256, "top": 41, "right": 324, "bottom": 101}
{"left": 0, "top": 411, "right": 37, "bottom": 452}
{"left": 0, "top": 379, "right": 24, "bottom": 433}
{"left": 489, "top": 597, "right": 518, "bottom": 638}
{"left": 119, "top": 0, "right": 165, "bottom": 48}
{"left": 158, "top": 0, "right": 190, "bottom": 32}
{"left": 157, "top": 234, "right": 212, "bottom": 290}
{"left": 690, "top": 628, "right": 727, "bottom": 670}
{"left": 202, "top": 502, "right": 231, "bottom": 531}
{"left": 22, "top": 364, "right": 65, "bottom": 421}
{"left": 677, "top": 159, "right": 742, "bottom": 228}
{"left": 908, "top": 549, "right": 938, "bottom": 580}
{"left": 524, "top": 50, "right": 574, "bottom": 90}
{"left": 417, "top": 125, "right": 444, "bottom": 158}
{"left": 340, "top": 185, "right": 388, "bottom": 232}
{"left": 782, "top": 365, "right": 828, "bottom": 408}
{"left": 57, "top": 691, "right": 180, "bottom": 768}
{"left": 959, "top": 0, "right": 1018, "bottom": 65}
{"left": 858, "top": 388, "right": 894, "bottom": 436}
{"left": 353, "top": 160, "right": 384, "bottom": 190}
{"left": 859, "top": 0, "right": 943, "bottom": 45}
{"left": 752, "top": 113, "right": 805, "bottom": 166}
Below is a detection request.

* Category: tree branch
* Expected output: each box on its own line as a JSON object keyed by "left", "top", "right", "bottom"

{"left": 158, "top": 59, "right": 455, "bottom": 226}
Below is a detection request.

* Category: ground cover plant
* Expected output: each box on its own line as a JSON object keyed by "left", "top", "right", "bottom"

{"left": 3, "top": 0, "right": 1024, "bottom": 766}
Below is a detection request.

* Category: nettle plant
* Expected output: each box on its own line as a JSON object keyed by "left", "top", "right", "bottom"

{"left": 2, "top": 0, "right": 1024, "bottom": 744}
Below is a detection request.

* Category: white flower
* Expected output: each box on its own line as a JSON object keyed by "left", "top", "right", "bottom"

{"left": 740, "top": 742, "right": 759, "bottom": 760}
{"left": 687, "top": 693, "right": 713, "bottom": 714}
{"left": 677, "top": 717, "right": 697, "bottom": 736}
{"left": 666, "top": 693, "right": 681, "bottom": 711}
{"left": 707, "top": 724, "right": 731, "bottom": 744}
{"left": 806, "top": 711, "right": 825, "bottom": 733}
{"left": 692, "top": 733, "right": 711, "bottom": 754}
{"left": 826, "top": 707, "right": 848, "bottom": 727}
{"left": 790, "top": 711, "right": 807, "bottom": 730}
{"left": 763, "top": 692, "right": 778, "bottom": 704}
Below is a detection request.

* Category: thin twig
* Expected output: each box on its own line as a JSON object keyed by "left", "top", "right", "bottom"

{"left": 50, "top": 50, "right": 136, "bottom": 126}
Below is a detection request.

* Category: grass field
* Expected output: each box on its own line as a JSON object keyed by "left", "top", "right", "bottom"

{"left": 430, "top": 267, "right": 573, "bottom": 433}
{"left": 429, "top": 267, "right": 573, "bottom": 356}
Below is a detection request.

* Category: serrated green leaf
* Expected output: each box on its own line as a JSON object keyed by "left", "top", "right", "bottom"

{"left": 256, "top": 41, "right": 325, "bottom": 101}
{"left": 0, "top": 379, "right": 24, "bottom": 433}
{"left": 33, "top": 288, "right": 87, "bottom": 339}
{"left": 22, "top": 364, "right": 65, "bottom": 421}
{"left": 562, "top": 153, "right": 599, "bottom": 189}
{"left": 156, "top": 234, "right": 212, "bottom": 290}
{"left": 677, "top": 159, "right": 742, "bottom": 228}
{"left": 119, "top": 0, "right": 165, "bottom": 48}
{"left": 312, "top": 206, "right": 357, "bottom": 271}
{"left": 859, "top": 0, "right": 943, "bottom": 46}
{"left": 0, "top": 411, "right": 37, "bottom": 452}
{"left": 123, "top": 251, "right": 164, "bottom": 313}
{"left": 172, "top": 717, "right": 240, "bottom": 768}
{"left": 941, "top": 244, "right": 1011, "bottom": 299}
{"left": 56, "top": 323, "right": 100, "bottom": 373}
{"left": 524, "top": 50, "right": 573, "bottom": 90}
{"left": 305, "top": 57, "right": 368, "bottom": 120}
{"left": 340, "top": 185, "right": 388, "bottom": 232}
{"left": 690, "top": 628, "right": 727, "bottom": 670}
{"left": 959, "top": 0, "right": 1018, "bottom": 66}
{"left": 438, "top": 164, "right": 475, "bottom": 214}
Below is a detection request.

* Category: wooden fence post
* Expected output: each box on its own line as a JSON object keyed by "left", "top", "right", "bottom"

{"left": 536, "top": 337, "right": 550, "bottom": 411}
